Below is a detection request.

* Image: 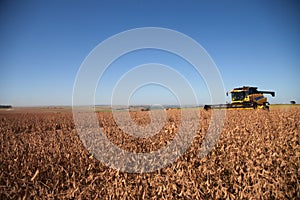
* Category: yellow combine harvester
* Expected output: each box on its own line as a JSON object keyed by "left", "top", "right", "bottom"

{"left": 204, "top": 86, "right": 275, "bottom": 110}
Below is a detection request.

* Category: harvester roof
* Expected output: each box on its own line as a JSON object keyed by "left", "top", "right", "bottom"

{"left": 228, "top": 86, "right": 275, "bottom": 97}
{"left": 229, "top": 86, "right": 258, "bottom": 93}
{"left": 233, "top": 86, "right": 257, "bottom": 90}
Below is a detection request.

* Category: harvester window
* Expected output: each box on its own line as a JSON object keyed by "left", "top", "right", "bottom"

{"left": 231, "top": 92, "right": 245, "bottom": 101}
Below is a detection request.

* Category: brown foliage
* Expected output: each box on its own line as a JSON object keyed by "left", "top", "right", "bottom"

{"left": 0, "top": 108, "right": 299, "bottom": 199}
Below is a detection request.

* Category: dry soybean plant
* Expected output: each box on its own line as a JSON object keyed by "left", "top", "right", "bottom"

{"left": 0, "top": 107, "right": 299, "bottom": 199}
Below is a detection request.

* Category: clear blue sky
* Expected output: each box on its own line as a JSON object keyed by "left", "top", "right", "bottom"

{"left": 0, "top": 0, "right": 299, "bottom": 106}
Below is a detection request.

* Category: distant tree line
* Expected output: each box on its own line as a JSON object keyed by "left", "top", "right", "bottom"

{"left": 0, "top": 105, "right": 12, "bottom": 109}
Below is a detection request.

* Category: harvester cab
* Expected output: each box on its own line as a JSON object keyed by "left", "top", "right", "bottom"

{"left": 204, "top": 86, "right": 275, "bottom": 110}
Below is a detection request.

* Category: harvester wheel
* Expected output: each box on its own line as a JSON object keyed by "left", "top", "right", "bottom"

{"left": 253, "top": 103, "right": 257, "bottom": 109}
{"left": 263, "top": 104, "right": 269, "bottom": 111}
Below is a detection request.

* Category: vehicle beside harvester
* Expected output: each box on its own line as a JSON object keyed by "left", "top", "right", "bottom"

{"left": 204, "top": 86, "right": 275, "bottom": 110}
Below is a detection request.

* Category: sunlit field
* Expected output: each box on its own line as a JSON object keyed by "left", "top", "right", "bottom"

{"left": 0, "top": 106, "right": 299, "bottom": 199}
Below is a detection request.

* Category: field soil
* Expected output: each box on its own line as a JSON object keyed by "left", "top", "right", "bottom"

{"left": 0, "top": 107, "right": 299, "bottom": 199}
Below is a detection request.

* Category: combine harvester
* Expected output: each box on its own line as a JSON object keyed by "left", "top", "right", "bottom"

{"left": 204, "top": 86, "right": 275, "bottom": 110}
